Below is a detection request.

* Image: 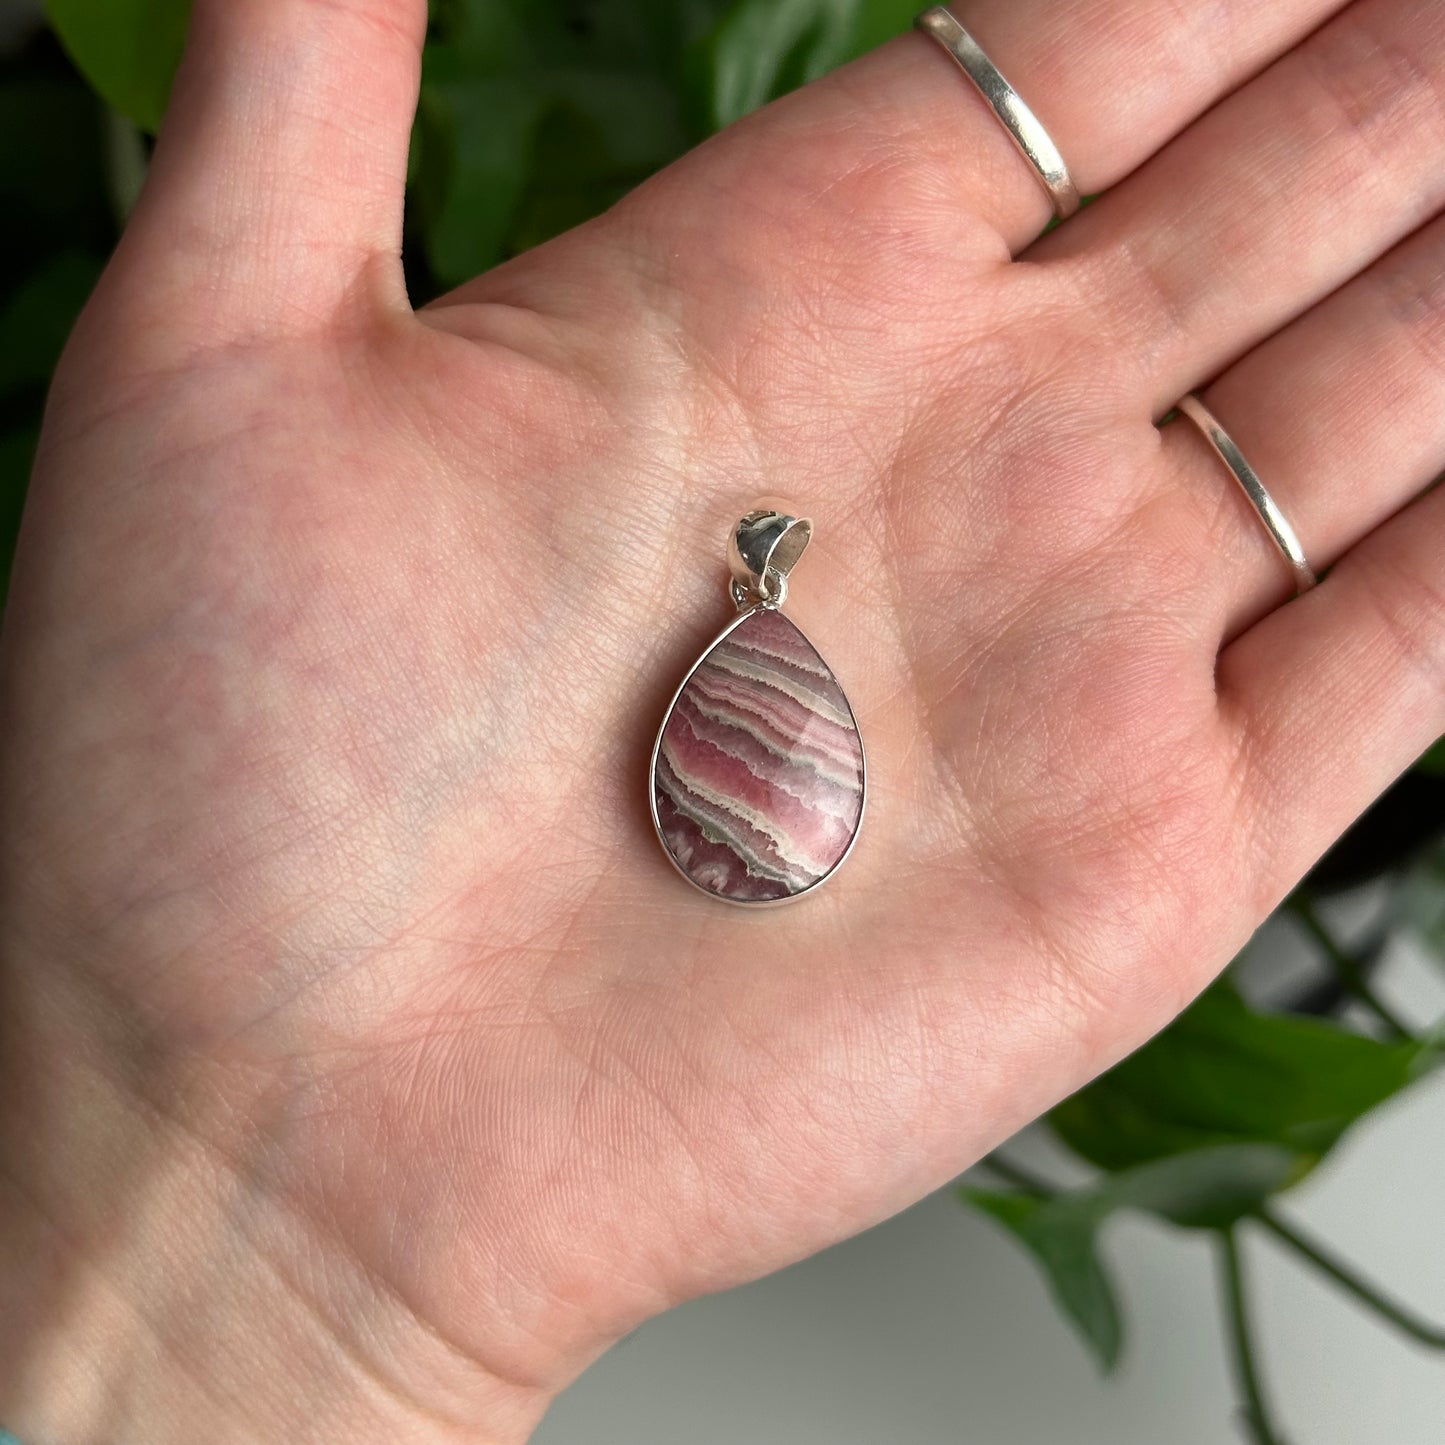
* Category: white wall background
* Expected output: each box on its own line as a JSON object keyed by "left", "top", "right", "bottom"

{"left": 535, "top": 935, "right": 1445, "bottom": 1445}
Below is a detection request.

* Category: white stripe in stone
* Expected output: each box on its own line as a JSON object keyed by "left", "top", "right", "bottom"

{"left": 706, "top": 650, "right": 855, "bottom": 731}
{"left": 682, "top": 690, "right": 862, "bottom": 799}
{"left": 660, "top": 737, "right": 837, "bottom": 875}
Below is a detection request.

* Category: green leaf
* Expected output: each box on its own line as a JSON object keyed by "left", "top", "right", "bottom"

{"left": 964, "top": 1187, "right": 1123, "bottom": 1373}
{"left": 0, "top": 251, "right": 100, "bottom": 399}
{"left": 698, "top": 0, "right": 861, "bottom": 128}
{"left": 432, "top": 0, "right": 537, "bottom": 63}
{"left": 45, "top": 0, "right": 192, "bottom": 133}
{"left": 0, "top": 425, "right": 39, "bottom": 609}
{"left": 415, "top": 10, "right": 690, "bottom": 284}
{"left": 1049, "top": 984, "right": 1428, "bottom": 1174}
{"left": 501, "top": 81, "right": 679, "bottom": 256}
{"left": 414, "top": 70, "right": 547, "bottom": 284}
{"left": 693, "top": 0, "right": 919, "bottom": 129}
{"left": 555, "top": 0, "right": 728, "bottom": 79}
{"left": 962, "top": 1143, "right": 1300, "bottom": 1373}
{"left": 409, "top": 0, "right": 913, "bottom": 284}
{"left": 845, "top": 0, "right": 929, "bottom": 57}
{"left": 545, "top": 68, "right": 686, "bottom": 173}
{"left": 1097, "top": 1143, "right": 1303, "bottom": 1231}
{"left": 1398, "top": 843, "right": 1445, "bottom": 959}
{"left": 1418, "top": 736, "right": 1445, "bottom": 776}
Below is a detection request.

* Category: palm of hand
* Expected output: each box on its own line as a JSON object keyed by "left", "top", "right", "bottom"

{"left": 5, "top": 0, "right": 1444, "bottom": 1434}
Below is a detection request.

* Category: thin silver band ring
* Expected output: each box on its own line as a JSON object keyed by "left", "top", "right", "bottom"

{"left": 914, "top": 6, "right": 1081, "bottom": 221}
{"left": 1177, "top": 394, "right": 1317, "bottom": 596}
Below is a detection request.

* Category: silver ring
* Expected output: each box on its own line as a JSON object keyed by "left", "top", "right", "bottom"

{"left": 1177, "top": 394, "right": 1317, "bottom": 596}
{"left": 914, "top": 6, "right": 1081, "bottom": 222}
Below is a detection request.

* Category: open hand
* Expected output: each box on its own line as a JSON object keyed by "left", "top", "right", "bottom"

{"left": 2, "top": 0, "right": 1443, "bottom": 1439}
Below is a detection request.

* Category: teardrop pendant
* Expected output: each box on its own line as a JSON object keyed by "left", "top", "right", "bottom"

{"left": 649, "top": 509, "right": 865, "bottom": 905}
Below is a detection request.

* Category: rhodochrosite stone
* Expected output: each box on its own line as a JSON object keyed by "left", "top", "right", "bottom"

{"left": 652, "top": 606, "right": 865, "bottom": 902}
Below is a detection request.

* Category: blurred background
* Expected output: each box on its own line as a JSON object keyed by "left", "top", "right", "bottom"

{"left": 2, "top": 3, "right": 1443, "bottom": 1440}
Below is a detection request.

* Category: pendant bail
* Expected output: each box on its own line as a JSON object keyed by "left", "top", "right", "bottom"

{"left": 650, "top": 508, "right": 865, "bottom": 904}
{"left": 727, "top": 509, "right": 812, "bottom": 609}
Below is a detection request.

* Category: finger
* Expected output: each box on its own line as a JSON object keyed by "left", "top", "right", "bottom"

{"left": 1219, "top": 477, "right": 1445, "bottom": 907}
{"left": 444, "top": 0, "right": 1349, "bottom": 332}
{"left": 805, "top": 0, "right": 1350, "bottom": 253}
{"left": 117, "top": 0, "right": 426, "bottom": 332}
{"left": 1156, "top": 212, "right": 1445, "bottom": 638}
{"left": 1056, "top": 0, "right": 1445, "bottom": 408}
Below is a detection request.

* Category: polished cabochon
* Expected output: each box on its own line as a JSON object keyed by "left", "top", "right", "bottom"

{"left": 650, "top": 601, "right": 866, "bottom": 905}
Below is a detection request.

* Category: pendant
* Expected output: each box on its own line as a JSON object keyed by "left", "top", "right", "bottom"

{"left": 649, "top": 508, "right": 866, "bottom": 905}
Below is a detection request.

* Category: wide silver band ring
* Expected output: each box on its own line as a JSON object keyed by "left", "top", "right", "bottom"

{"left": 1177, "top": 394, "right": 1317, "bottom": 596}
{"left": 915, "top": 6, "right": 1081, "bottom": 221}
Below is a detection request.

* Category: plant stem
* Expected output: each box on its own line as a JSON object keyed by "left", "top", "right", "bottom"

{"left": 1217, "top": 1229, "right": 1287, "bottom": 1445}
{"left": 1289, "top": 895, "right": 1415, "bottom": 1041}
{"left": 1256, "top": 1208, "right": 1445, "bottom": 1349}
{"left": 980, "top": 1152, "right": 1055, "bottom": 1198}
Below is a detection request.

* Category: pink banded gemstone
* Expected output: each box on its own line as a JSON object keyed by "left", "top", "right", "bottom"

{"left": 651, "top": 607, "right": 865, "bottom": 903}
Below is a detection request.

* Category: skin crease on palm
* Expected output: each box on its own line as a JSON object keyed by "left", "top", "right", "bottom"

{"left": 2, "top": 0, "right": 1445, "bottom": 1437}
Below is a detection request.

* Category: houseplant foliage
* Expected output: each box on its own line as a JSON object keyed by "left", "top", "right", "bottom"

{"left": 6, "top": 1, "right": 1445, "bottom": 1438}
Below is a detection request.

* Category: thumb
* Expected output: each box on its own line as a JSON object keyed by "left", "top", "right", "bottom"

{"left": 114, "top": 0, "right": 427, "bottom": 341}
